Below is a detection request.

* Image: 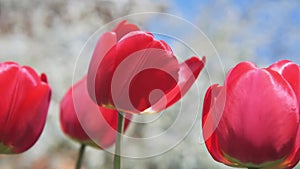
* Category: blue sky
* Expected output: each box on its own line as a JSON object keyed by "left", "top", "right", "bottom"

{"left": 165, "top": 0, "right": 300, "bottom": 64}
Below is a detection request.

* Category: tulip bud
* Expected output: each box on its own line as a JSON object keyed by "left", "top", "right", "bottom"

{"left": 0, "top": 62, "right": 51, "bottom": 154}
{"left": 60, "top": 76, "right": 131, "bottom": 148}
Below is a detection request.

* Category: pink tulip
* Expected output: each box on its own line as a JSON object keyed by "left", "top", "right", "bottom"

{"left": 202, "top": 61, "right": 300, "bottom": 168}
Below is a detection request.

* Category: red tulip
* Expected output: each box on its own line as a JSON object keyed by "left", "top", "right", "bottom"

{"left": 202, "top": 61, "right": 300, "bottom": 168}
{"left": 87, "top": 20, "right": 206, "bottom": 114}
{"left": 0, "top": 62, "right": 51, "bottom": 154}
{"left": 60, "top": 76, "right": 131, "bottom": 148}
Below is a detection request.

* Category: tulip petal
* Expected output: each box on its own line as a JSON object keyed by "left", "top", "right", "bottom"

{"left": 202, "top": 84, "right": 224, "bottom": 140}
{"left": 111, "top": 48, "right": 180, "bottom": 113}
{"left": 278, "top": 128, "right": 300, "bottom": 169}
{"left": 166, "top": 56, "right": 205, "bottom": 107}
{"left": 219, "top": 68, "right": 298, "bottom": 165}
{"left": 112, "top": 20, "right": 140, "bottom": 40}
{"left": 268, "top": 60, "right": 300, "bottom": 104}
{"left": 0, "top": 63, "right": 20, "bottom": 134}
{"left": 268, "top": 60, "right": 300, "bottom": 168}
{"left": 146, "top": 56, "right": 206, "bottom": 113}
{"left": 116, "top": 31, "right": 172, "bottom": 63}
{"left": 202, "top": 84, "right": 237, "bottom": 166}
{"left": 87, "top": 32, "right": 117, "bottom": 103}
{"left": 225, "top": 61, "right": 257, "bottom": 91}
{"left": 61, "top": 77, "right": 95, "bottom": 141}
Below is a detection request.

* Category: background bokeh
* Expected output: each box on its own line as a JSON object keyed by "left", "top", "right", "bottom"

{"left": 0, "top": 0, "right": 299, "bottom": 168}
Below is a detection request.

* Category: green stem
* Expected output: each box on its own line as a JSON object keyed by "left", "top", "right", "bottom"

{"left": 114, "top": 111, "right": 125, "bottom": 169}
{"left": 75, "top": 144, "right": 86, "bottom": 169}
